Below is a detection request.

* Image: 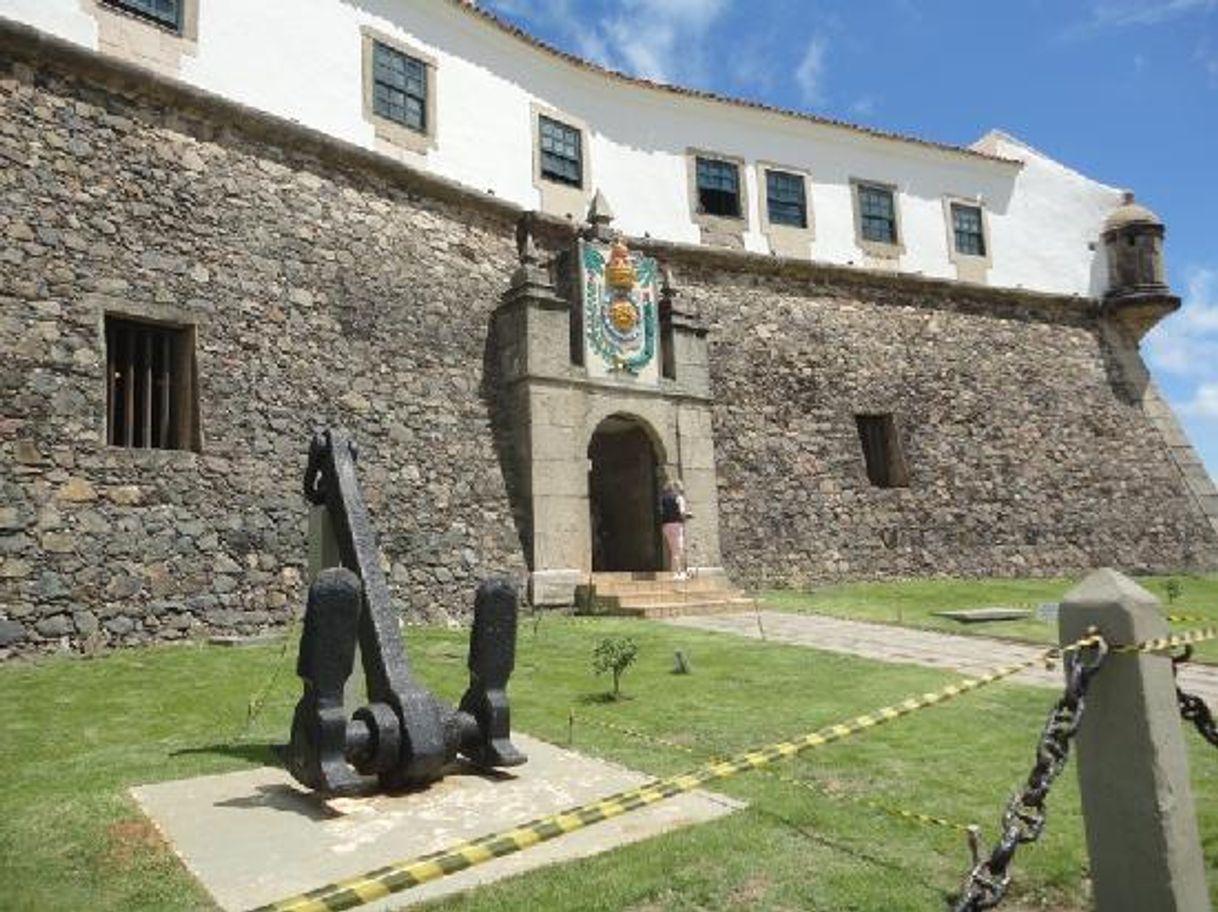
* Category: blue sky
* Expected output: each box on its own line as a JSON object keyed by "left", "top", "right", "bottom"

{"left": 484, "top": 0, "right": 1218, "bottom": 475}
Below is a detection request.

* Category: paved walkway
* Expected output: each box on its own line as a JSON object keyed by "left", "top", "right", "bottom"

{"left": 663, "top": 610, "right": 1218, "bottom": 708}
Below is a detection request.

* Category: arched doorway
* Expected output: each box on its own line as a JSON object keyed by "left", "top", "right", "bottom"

{"left": 588, "top": 416, "right": 662, "bottom": 572}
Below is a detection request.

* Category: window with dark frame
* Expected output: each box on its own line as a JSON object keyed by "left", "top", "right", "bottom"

{"left": 951, "top": 202, "right": 986, "bottom": 257}
{"left": 696, "top": 157, "right": 742, "bottom": 218}
{"left": 858, "top": 184, "right": 897, "bottom": 244}
{"left": 105, "top": 316, "right": 197, "bottom": 451}
{"left": 372, "top": 41, "right": 427, "bottom": 132}
{"left": 102, "top": 0, "right": 182, "bottom": 31}
{"left": 766, "top": 169, "right": 807, "bottom": 228}
{"left": 539, "top": 115, "right": 582, "bottom": 187}
{"left": 854, "top": 414, "right": 909, "bottom": 488}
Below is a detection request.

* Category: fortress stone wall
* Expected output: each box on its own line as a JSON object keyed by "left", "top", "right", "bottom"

{"left": 1, "top": 38, "right": 1215, "bottom": 656}
{"left": 0, "top": 50, "right": 529, "bottom": 652}
{"left": 680, "top": 261, "right": 1217, "bottom": 584}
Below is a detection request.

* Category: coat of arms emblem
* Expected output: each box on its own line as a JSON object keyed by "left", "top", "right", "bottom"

{"left": 580, "top": 238, "right": 658, "bottom": 375}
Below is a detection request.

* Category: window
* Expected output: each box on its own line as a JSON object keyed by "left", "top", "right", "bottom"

{"left": 696, "top": 157, "right": 742, "bottom": 218}
{"left": 855, "top": 414, "right": 908, "bottom": 488}
{"left": 105, "top": 316, "right": 197, "bottom": 451}
{"left": 372, "top": 41, "right": 427, "bottom": 132}
{"left": 102, "top": 0, "right": 181, "bottom": 30}
{"left": 858, "top": 184, "right": 897, "bottom": 244}
{"left": 765, "top": 170, "right": 807, "bottom": 228}
{"left": 539, "top": 116, "right": 582, "bottom": 188}
{"left": 951, "top": 203, "right": 986, "bottom": 257}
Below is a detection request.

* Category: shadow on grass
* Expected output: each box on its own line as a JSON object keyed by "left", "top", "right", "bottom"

{"left": 771, "top": 810, "right": 950, "bottom": 899}
{"left": 576, "top": 692, "right": 636, "bottom": 705}
{"left": 172, "top": 741, "right": 284, "bottom": 766}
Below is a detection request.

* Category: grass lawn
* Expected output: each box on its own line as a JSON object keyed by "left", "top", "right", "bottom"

{"left": 761, "top": 574, "right": 1218, "bottom": 662}
{"left": 2, "top": 613, "right": 1217, "bottom": 911}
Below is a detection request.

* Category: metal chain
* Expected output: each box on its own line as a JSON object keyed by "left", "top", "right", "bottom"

{"left": 953, "top": 637, "right": 1108, "bottom": 912}
{"left": 1172, "top": 646, "right": 1218, "bottom": 749}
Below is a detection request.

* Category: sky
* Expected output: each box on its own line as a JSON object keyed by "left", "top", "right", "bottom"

{"left": 483, "top": 0, "right": 1218, "bottom": 476}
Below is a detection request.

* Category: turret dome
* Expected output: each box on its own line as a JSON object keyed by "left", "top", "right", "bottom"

{"left": 1103, "top": 191, "right": 1163, "bottom": 234}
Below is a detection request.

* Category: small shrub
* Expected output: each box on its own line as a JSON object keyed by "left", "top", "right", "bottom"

{"left": 593, "top": 636, "right": 639, "bottom": 699}
{"left": 1165, "top": 579, "right": 1182, "bottom": 605}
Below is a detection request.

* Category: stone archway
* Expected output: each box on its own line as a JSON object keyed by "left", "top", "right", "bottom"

{"left": 587, "top": 415, "right": 662, "bottom": 572}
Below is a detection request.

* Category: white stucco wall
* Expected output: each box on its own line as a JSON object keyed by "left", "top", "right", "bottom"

{"left": 1, "top": 0, "right": 1130, "bottom": 297}
{"left": 975, "top": 131, "right": 1124, "bottom": 297}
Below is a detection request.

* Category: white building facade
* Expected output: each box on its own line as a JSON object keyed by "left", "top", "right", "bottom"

{"left": 3, "top": 0, "right": 1125, "bottom": 297}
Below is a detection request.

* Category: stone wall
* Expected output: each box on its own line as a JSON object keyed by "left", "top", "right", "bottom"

{"left": 671, "top": 263, "right": 1218, "bottom": 585}
{"left": 0, "top": 51, "right": 528, "bottom": 656}
{"left": 2, "top": 37, "right": 1215, "bottom": 657}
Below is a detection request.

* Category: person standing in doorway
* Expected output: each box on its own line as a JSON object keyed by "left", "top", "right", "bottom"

{"left": 659, "top": 479, "right": 690, "bottom": 580}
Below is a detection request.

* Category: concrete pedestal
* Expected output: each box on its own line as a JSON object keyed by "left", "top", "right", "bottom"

{"left": 131, "top": 733, "right": 742, "bottom": 911}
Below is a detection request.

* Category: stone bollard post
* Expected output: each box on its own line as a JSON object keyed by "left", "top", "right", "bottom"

{"left": 1058, "top": 568, "right": 1210, "bottom": 912}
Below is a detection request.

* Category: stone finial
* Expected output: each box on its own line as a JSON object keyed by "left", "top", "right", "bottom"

{"left": 661, "top": 262, "right": 677, "bottom": 297}
{"left": 588, "top": 189, "right": 614, "bottom": 224}
{"left": 515, "top": 213, "right": 539, "bottom": 266}
{"left": 509, "top": 213, "right": 553, "bottom": 293}
{"left": 585, "top": 190, "right": 615, "bottom": 241}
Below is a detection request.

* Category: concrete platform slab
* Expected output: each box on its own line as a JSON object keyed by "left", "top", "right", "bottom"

{"left": 131, "top": 733, "right": 743, "bottom": 912}
{"left": 932, "top": 608, "right": 1032, "bottom": 623}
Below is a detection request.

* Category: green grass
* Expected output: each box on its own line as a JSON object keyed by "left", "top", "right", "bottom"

{"left": 2, "top": 613, "right": 1217, "bottom": 911}
{"left": 761, "top": 574, "right": 1218, "bottom": 662}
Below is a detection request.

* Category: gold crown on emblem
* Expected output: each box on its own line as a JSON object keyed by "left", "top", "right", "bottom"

{"left": 605, "top": 239, "right": 636, "bottom": 291}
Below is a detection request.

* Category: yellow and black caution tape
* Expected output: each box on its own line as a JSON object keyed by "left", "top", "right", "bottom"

{"left": 1166, "top": 614, "right": 1211, "bottom": 625}
{"left": 250, "top": 650, "right": 1052, "bottom": 912}
{"left": 1114, "top": 626, "right": 1218, "bottom": 655}
{"left": 573, "top": 712, "right": 979, "bottom": 836}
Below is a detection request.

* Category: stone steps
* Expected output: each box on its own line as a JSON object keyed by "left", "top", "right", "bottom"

{"left": 577, "top": 570, "right": 752, "bottom": 619}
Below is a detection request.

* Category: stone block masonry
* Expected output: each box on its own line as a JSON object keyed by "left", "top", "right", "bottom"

{"left": 1, "top": 28, "right": 1215, "bottom": 656}
{"left": 682, "top": 261, "right": 1218, "bottom": 585}
{"left": 0, "top": 47, "right": 528, "bottom": 655}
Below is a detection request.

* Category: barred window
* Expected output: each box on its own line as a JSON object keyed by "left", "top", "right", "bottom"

{"left": 103, "top": 0, "right": 181, "bottom": 30}
{"left": 105, "top": 316, "right": 197, "bottom": 451}
{"left": 696, "top": 157, "right": 741, "bottom": 218}
{"left": 766, "top": 170, "right": 807, "bottom": 228}
{"left": 539, "top": 116, "right": 582, "bottom": 187}
{"left": 372, "top": 41, "right": 427, "bottom": 132}
{"left": 858, "top": 184, "right": 897, "bottom": 244}
{"left": 855, "top": 414, "right": 908, "bottom": 488}
{"left": 952, "top": 203, "right": 987, "bottom": 257}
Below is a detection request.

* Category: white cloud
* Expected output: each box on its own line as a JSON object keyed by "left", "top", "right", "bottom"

{"left": 850, "top": 95, "right": 877, "bottom": 118}
{"left": 1198, "top": 38, "right": 1218, "bottom": 87}
{"left": 1148, "top": 267, "right": 1218, "bottom": 478}
{"left": 795, "top": 35, "right": 829, "bottom": 108}
{"left": 485, "top": 0, "right": 731, "bottom": 85}
{"left": 595, "top": 0, "right": 731, "bottom": 84}
{"left": 1145, "top": 268, "right": 1218, "bottom": 377}
{"left": 1059, "top": 0, "right": 1215, "bottom": 42}
{"left": 1178, "top": 382, "right": 1218, "bottom": 417}
{"left": 1090, "top": 0, "right": 1216, "bottom": 26}
{"left": 727, "top": 34, "right": 777, "bottom": 96}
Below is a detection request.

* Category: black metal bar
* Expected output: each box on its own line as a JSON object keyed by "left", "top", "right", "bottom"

{"left": 122, "top": 327, "right": 134, "bottom": 448}
{"left": 142, "top": 330, "right": 153, "bottom": 448}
